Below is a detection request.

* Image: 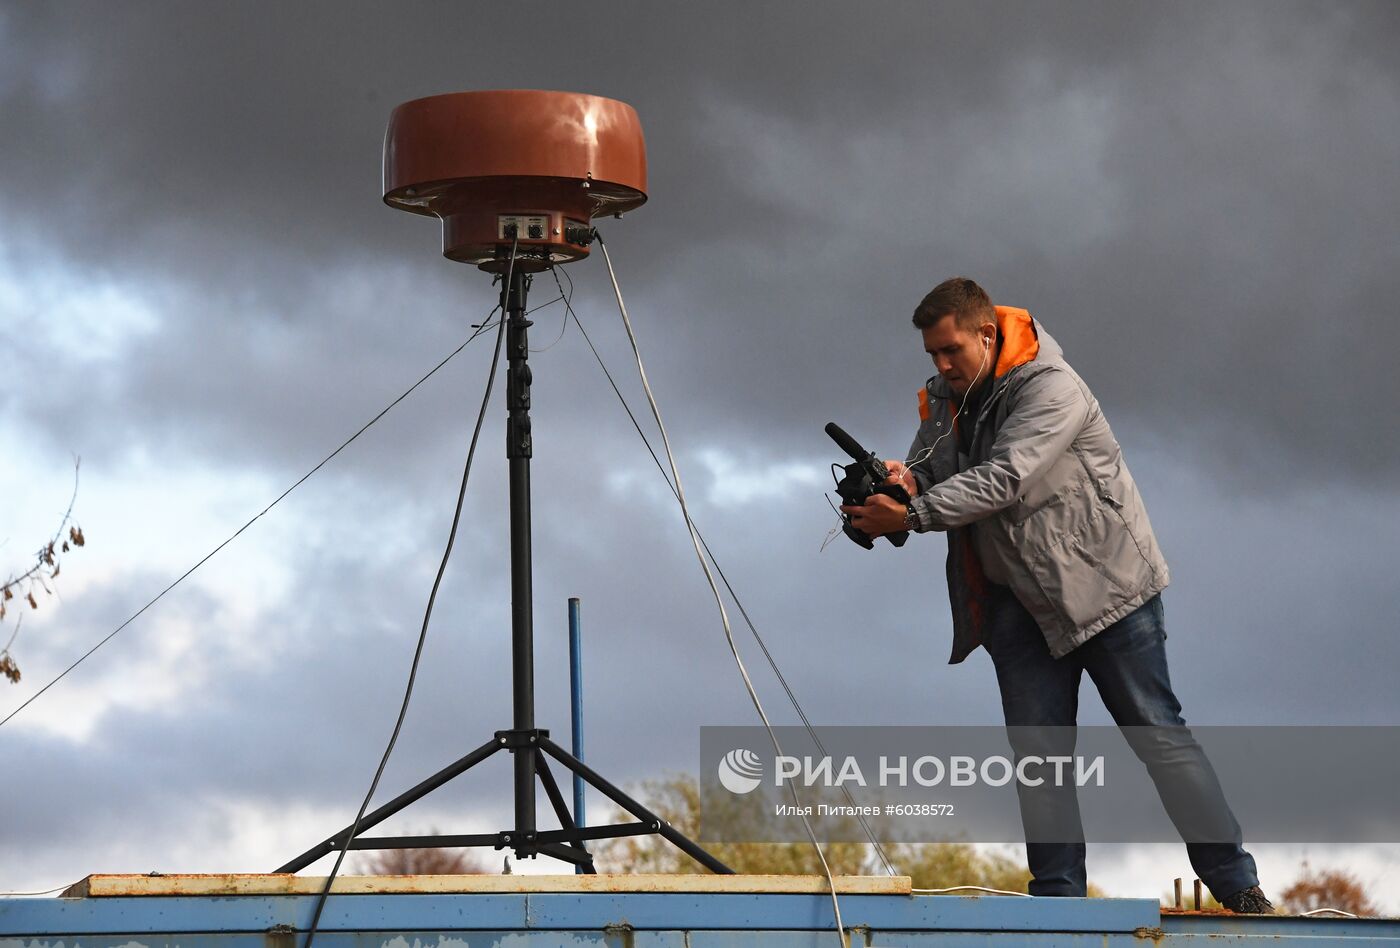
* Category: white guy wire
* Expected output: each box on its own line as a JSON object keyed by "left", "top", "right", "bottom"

{"left": 596, "top": 233, "right": 848, "bottom": 947}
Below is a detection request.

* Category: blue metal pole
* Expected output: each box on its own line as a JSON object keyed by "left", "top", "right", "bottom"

{"left": 568, "top": 597, "right": 585, "bottom": 872}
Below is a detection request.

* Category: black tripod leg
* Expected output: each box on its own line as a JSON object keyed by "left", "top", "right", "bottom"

{"left": 535, "top": 751, "right": 595, "bottom": 874}
{"left": 276, "top": 736, "right": 504, "bottom": 873}
{"left": 538, "top": 737, "right": 733, "bottom": 874}
{"left": 536, "top": 841, "right": 595, "bottom": 867}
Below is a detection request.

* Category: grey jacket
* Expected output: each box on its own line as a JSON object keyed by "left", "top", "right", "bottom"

{"left": 905, "top": 307, "right": 1169, "bottom": 662}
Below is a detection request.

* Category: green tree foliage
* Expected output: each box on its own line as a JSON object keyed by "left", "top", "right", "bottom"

{"left": 592, "top": 772, "right": 1051, "bottom": 893}
{"left": 592, "top": 773, "right": 871, "bottom": 876}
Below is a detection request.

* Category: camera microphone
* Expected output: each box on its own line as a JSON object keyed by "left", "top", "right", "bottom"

{"left": 824, "top": 422, "right": 869, "bottom": 462}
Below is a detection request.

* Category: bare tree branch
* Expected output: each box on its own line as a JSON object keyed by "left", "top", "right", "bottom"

{"left": 1, "top": 460, "right": 87, "bottom": 683}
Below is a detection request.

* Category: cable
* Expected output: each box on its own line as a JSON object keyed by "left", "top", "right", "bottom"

{"left": 527, "top": 286, "right": 571, "bottom": 352}
{"left": 820, "top": 464, "right": 851, "bottom": 553}
{"left": 553, "top": 265, "right": 895, "bottom": 874}
{"left": 299, "top": 245, "right": 517, "bottom": 948}
{"left": 594, "top": 234, "right": 848, "bottom": 945}
{"left": 0, "top": 309, "right": 504, "bottom": 731}
{"left": 548, "top": 261, "right": 890, "bottom": 873}
{"left": 0, "top": 882, "right": 76, "bottom": 897}
{"left": 912, "top": 885, "right": 1031, "bottom": 897}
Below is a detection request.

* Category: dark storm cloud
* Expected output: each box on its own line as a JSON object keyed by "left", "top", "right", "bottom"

{"left": 2, "top": 0, "right": 1398, "bottom": 890}
{"left": 2, "top": 2, "right": 1398, "bottom": 487}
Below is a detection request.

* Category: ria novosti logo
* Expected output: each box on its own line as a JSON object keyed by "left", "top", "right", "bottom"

{"left": 717, "top": 748, "right": 763, "bottom": 794}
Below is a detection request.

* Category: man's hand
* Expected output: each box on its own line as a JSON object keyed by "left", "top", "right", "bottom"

{"left": 841, "top": 493, "right": 908, "bottom": 538}
{"left": 883, "top": 458, "right": 918, "bottom": 496}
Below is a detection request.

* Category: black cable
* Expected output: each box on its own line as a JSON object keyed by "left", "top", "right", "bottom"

{"left": 527, "top": 287, "right": 571, "bottom": 352}
{"left": 549, "top": 265, "right": 897, "bottom": 875}
{"left": 300, "top": 245, "right": 517, "bottom": 948}
{"left": 526, "top": 292, "right": 564, "bottom": 317}
{"left": 0, "top": 310, "right": 503, "bottom": 731}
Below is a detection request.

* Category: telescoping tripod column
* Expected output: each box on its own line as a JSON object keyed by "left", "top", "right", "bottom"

{"left": 505, "top": 267, "right": 539, "bottom": 850}
{"left": 276, "top": 269, "right": 732, "bottom": 876}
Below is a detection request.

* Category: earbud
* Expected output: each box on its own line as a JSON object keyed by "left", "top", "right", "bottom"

{"left": 982, "top": 335, "right": 993, "bottom": 349}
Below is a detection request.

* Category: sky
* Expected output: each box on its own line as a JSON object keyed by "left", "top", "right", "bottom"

{"left": 2, "top": 0, "right": 1398, "bottom": 909}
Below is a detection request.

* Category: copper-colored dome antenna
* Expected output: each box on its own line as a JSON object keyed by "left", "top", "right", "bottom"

{"left": 383, "top": 90, "right": 648, "bottom": 271}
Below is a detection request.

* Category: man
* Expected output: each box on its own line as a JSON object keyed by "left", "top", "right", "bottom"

{"left": 842, "top": 277, "right": 1271, "bottom": 911}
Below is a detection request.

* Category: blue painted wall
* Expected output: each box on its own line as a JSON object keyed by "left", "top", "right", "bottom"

{"left": 2, "top": 892, "right": 1397, "bottom": 947}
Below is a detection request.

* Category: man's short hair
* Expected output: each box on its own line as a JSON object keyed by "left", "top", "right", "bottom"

{"left": 912, "top": 277, "right": 995, "bottom": 332}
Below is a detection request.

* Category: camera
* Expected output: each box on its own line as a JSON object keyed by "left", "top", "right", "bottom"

{"left": 825, "top": 422, "right": 910, "bottom": 550}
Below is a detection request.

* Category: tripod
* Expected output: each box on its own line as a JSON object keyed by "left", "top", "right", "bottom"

{"left": 277, "top": 268, "right": 731, "bottom": 876}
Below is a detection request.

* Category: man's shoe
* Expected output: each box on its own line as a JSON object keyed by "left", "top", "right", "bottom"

{"left": 1221, "top": 885, "right": 1274, "bottom": 914}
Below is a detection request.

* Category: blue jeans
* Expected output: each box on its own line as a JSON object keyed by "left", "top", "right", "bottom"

{"left": 980, "top": 585, "right": 1259, "bottom": 899}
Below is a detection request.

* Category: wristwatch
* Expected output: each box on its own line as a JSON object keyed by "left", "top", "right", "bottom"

{"left": 903, "top": 504, "right": 921, "bottom": 532}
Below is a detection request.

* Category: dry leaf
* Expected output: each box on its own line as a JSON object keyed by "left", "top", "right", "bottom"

{"left": 0, "top": 654, "right": 19, "bottom": 684}
{"left": 26, "top": 592, "right": 37, "bottom": 609}
{"left": 2, "top": 586, "right": 11, "bottom": 601}
{"left": 51, "top": 563, "right": 61, "bottom": 578}
{"left": 70, "top": 526, "right": 86, "bottom": 547}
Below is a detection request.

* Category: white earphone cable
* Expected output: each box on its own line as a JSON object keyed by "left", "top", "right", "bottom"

{"left": 903, "top": 334, "right": 993, "bottom": 473}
